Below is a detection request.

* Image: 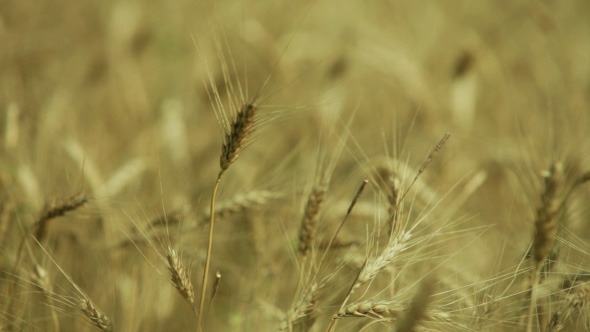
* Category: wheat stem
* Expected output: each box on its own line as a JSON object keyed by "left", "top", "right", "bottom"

{"left": 198, "top": 175, "right": 222, "bottom": 331}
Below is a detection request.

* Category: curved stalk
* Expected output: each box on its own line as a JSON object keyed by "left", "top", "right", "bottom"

{"left": 198, "top": 174, "right": 222, "bottom": 331}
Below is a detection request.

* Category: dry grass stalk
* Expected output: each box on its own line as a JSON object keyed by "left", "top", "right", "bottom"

{"left": 79, "top": 298, "right": 113, "bottom": 332}
{"left": 396, "top": 278, "right": 435, "bottom": 332}
{"left": 299, "top": 187, "right": 326, "bottom": 256}
{"left": 219, "top": 102, "right": 257, "bottom": 175}
{"left": 35, "top": 193, "right": 87, "bottom": 241}
{"left": 527, "top": 162, "right": 564, "bottom": 332}
{"left": 166, "top": 246, "right": 195, "bottom": 307}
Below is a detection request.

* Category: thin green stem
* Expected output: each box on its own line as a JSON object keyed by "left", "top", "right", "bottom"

{"left": 198, "top": 174, "right": 222, "bottom": 331}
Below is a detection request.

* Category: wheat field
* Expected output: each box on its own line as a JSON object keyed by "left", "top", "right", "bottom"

{"left": 1, "top": 1, "right": 590, "bottom": 331}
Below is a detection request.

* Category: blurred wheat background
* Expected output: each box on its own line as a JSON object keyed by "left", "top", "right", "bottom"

{"left": 1, "top": 0, "right": 590, "bottom": 331}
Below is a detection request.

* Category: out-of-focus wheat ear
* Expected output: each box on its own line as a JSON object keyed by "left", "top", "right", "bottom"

{"left": 399, "top": 132, "right": 450, "bottom": 204}
{"left": 166, "top": 246, "right": 196, "bottom": 310}
{"left": 373, "top": 165, "right": 401, "bottom": 235}
{"left": 532, "top": 162, "right": 564, "bottom": 265}
{"left": 219, "top": 102, "right": 258, "bottom": 175}
{"left": 548, "top": 281, "right": 590, "bottom": 331}
{"left": 79, "top": 298, "right": 113, "bottom": 332}
{"left": 298, "top": 187, "right": 325, "bottom": 257}
{"left": 527, "top": 162, "right": 564, "bottom": 332}
{"left": 34, "top": 193, "right": 88, "bottom": 242}
{"left": 198, "top": 190, "right": 280, "bottom": 224}
{"left": 396, "top": 278, "right": 436, "bottom": 332}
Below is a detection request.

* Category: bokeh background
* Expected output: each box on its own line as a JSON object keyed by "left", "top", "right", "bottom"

{"left": 1, "top": 0, "right": 590, "bottom": 331}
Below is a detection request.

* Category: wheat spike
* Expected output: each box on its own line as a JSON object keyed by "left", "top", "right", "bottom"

{"left": 356, "top": 232, "right": 412, "bottom": 287}
{"left": 79, "top": 298, "right": 113, "bottom": 332}
{"left": 532, "top": 162, "right": 564, "bottom": 265}
{"left": 299, "top": 187, "right": 326, "bottom": 256}
{"left": 220, "top": 103, "right": 257, "bottom": 174}
{"left": 166, "top": 246, "right": 195, "bottom": 306}
{"left": 528, "top": 162, "right": 564, "bottom": 332}
{"left": 35, "top": 193, "right": 87, "bottom": 241}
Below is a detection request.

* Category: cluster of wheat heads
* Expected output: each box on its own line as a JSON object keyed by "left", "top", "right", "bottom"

{"left": 2, "top": 1, "right": 590, "bottom": 331}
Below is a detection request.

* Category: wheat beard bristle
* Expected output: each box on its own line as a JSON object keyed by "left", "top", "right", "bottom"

{"left": 220, "top": 103, "right": 257, "bottom": 173}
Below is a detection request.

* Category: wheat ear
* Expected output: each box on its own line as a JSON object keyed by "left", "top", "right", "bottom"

{"left": 219, "top": 103, "right": 257, "bottom": 175}
{"left": 79, "top": 298, "right": 113, "bottom": 332}
{"left": 166, "top": 246, "right": 196, "bottom": 313}
{"left": 527, "top": 162, "right": 563, "bottom": 332}
{"left": 298, "top": 187, "right": 326, "bottom": 257}
{"left": 35, "top": 193, "right": 87, "bottom": 241}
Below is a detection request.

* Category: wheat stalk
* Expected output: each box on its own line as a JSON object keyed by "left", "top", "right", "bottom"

{"left": 199, "top": 101, "right": 258, "bottom": 331}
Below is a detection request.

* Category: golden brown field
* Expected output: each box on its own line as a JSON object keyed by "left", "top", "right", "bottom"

{"left": 1, "top": 0, "right": 590, "bottom": 331}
